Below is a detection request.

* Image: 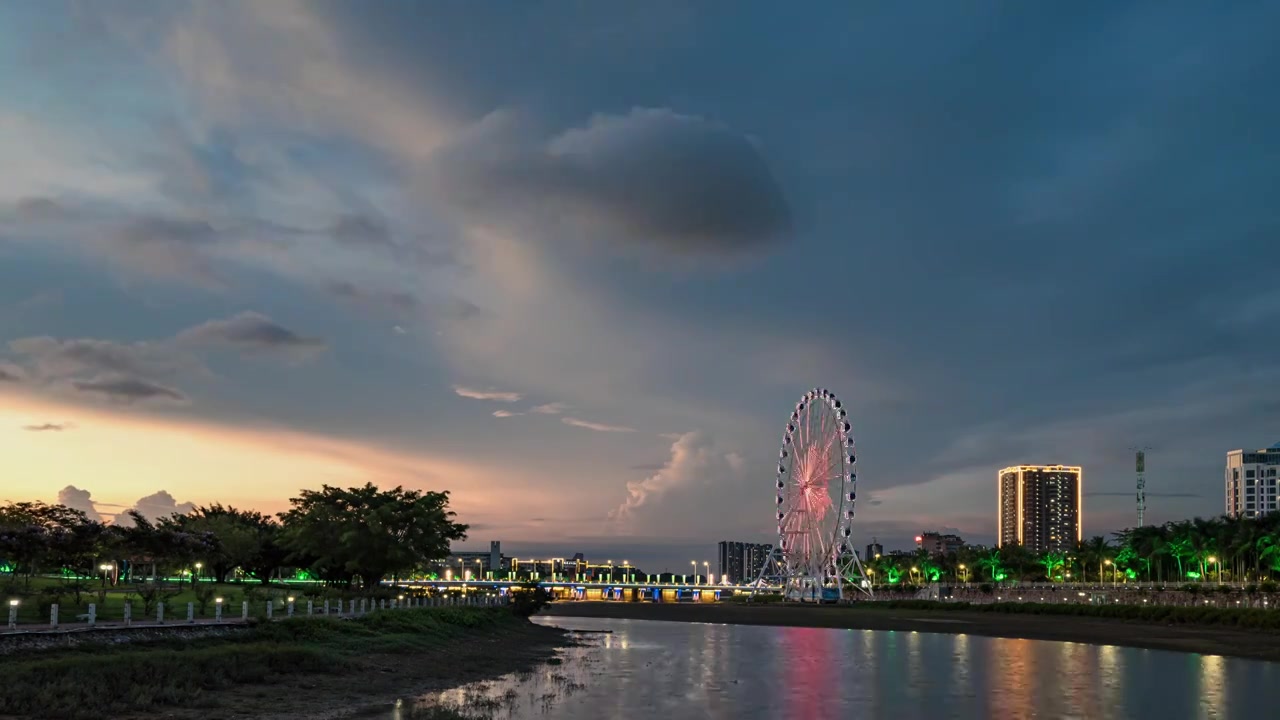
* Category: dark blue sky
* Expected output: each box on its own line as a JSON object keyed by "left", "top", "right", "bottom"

{"left": 1, "top": 1, "right": 1278, "bottom": 572}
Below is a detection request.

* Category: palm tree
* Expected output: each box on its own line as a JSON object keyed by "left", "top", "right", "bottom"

{"left": 1077, "top": 536, "right": 1110, "bottom": 583}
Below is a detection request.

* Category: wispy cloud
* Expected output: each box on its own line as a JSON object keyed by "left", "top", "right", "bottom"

{"left": 492, "top": 410, "right": 522, "bottom": 418}
{"left": 561, "top": 417, "right": 635, "bottom": 433}
{"left": 453, "top": 385, "right": 522, "bottom": 402}
{"left": 23, "top": 422, "right": 70, "bottom": 432}
{"left": 530, "top": 402, "right": 568, "bottom": 415}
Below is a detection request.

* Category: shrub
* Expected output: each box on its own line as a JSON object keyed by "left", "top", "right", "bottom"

{"left": 509, "top": 582, "right": 553, "bottom": 618}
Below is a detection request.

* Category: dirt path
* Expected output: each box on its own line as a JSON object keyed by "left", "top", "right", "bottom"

{"left": 541, "top": 602, "right": 1280, "bottom": 662}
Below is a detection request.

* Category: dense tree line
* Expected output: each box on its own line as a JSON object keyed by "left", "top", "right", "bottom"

{"left": 864, "top": 513, "right": 1280, "bottom": 586}
{"left": 0, "top": 483, "right": 467, "bottom": 587}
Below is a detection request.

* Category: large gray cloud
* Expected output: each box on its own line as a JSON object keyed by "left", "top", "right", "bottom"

{"left": 3, "top": 311, "right": 319, "bottom": 406}
{"left": 428, "top": 108, "right": 791, "bottom": 256}
{"left": 72, "top": 376, "right": 187, "bottom": 404}
{"left": 176, "top": 311, "right": 325, "bottom": 352}
{"left": 7, "top": 336, "right": 188, "bottom": 381}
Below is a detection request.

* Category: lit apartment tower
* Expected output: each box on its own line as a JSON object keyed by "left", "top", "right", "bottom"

{"left": 1225, "top": 444, "right": 1280, "bottom": 519}
{"left": 717, "top": 541, "right": 746, "bottom": 583}
{"left": 744, "top": 543, "right": 773, "bottom": 582}
{"left": 998, "top": 465, "right": 1082, "bottom": 553}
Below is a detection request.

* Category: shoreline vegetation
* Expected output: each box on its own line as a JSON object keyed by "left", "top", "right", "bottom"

{"left": 540, "top": 600, "right": 1280, "bottom": 662}
{"left": 0, "top": 607, "right": 567, "bottom": 720}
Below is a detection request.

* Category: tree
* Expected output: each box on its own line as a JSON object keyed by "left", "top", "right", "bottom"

{"left": 0, "top": 502, "right": 104, "bottom": 586}
{"left": 278, "top": 483, "right": 467, "bottom": 585}
{"left": 164, "top": 505, "right": 278, "bottom": 583}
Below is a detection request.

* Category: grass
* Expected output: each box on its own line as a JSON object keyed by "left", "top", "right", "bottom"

{"left": 863, "top": 599, "right": 1280, "bottom": 629}
{"left": 0, "top": 606, "right": 522, "bottom": 719}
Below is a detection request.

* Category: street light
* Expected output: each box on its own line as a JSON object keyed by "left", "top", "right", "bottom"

{"left": 702, "top": 561, "right": 710, "bottom": 586}
{"left": 691, "top": 560, "right": 697, "bottom": 585}
{"left": 99, "top": 563, "right": 112, "bottom": 588}
{"left": 1104, "top": 559, "right": 1113, "bottom": 586}
{"left": 1208, "top": 556, "right": 1221, "bottom": 584}
{"left": 193, "top": 562, "right": 203, "bottom": 585}
{"left": 958, "top": 563, "right": 968, "bottom": 584}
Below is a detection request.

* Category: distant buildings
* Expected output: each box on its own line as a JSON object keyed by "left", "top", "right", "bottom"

{"left": 916, "top": 532, "right": 964, "bottom": 556}
{"left": 718, "top": 540, "right": 773, "bottom": 583}
{"left": 1226, "top": 444, "right": 1280, "bottom": 519}
{"left": 998, "top": 465, "right": 1082, "bottom": 553}
{"left": 717, "top": 541, "right": 745, "bottom": 583}
{"left": 744, "top": 543, "right": 772, "bottom": 581}
{"left": 865, "top": 539, "right": 883, "bottom": 560}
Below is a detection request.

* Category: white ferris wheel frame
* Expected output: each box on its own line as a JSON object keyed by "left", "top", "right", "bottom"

{"left": 753, "top": 387, "right": 872, "bottom": 601}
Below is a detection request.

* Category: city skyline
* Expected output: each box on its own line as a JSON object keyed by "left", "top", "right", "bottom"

{"left": 2, "top": 2, "right": 1279, "bottom": 570}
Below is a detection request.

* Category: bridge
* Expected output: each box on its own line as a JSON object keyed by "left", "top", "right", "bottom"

{"left": 386, "top": 578, "right": 779, "bottom": 602}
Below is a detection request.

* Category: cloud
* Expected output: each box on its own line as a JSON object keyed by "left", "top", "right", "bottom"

{"left": 0, "top": 364, "right": 21, "bottom": 382}
{"left": 72, "top": 376, "right": 187, "bottom": 404}
{"left": 176, "top": 311, "right": 325, "bottom": 353}
{"left": 23, "top": 422, "right": 70, "bottom": 432}
{"left": 105, "top": 215, "right": 223, "bottom": 286}
{"left": 530, "top": 402, "right": 567, "bottom": 415}
{"left": 492, "top": 410, "right": 522, "bottom": 418}
{"left": 427, "top": 108, "right": 791, "bottom": 257}
{"left": 13, "top": 196, "right": 70, "bottom": 222}
{"left": 610, "top": 431, "right": 745, "bottom": 520}
{"left": 56, "top": 485, "right": 103, "bottom": 523}
{"left": 325, "top": 280, "right": 419, "bottom": 313}
{"left": 453, "top": 385, "right": 521, "bottom": 402}
{"left": 561, "top": 417, "right": 635, "bottom": 433}
{"left": 121, "top": 490, "right": 196, "bottom": 524}
{"left": 331, "top": 213, "right": 394, "bottom": 250}
{"left": 7, "top": 336, "right": 187, "bottom": 381}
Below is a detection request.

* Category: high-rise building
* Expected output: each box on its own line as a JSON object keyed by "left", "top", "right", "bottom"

{"left": 998, "top": 465, "right": 1082, "bottom": 553}
{"left": 744, "top": 543, "right": 773, "bottom": 581}
{"left": 717, "top": 541, "right": 745, "bottom": 583}
{"left": 719, "top": 541, "right": 774, "bottom": 583}
{"left": 1226, "top": 444, "right": 1280, "bottom": 518}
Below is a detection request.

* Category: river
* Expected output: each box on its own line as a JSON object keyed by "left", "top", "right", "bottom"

{"left": 397, "top": 616, "right": 1276, "bottom": 719}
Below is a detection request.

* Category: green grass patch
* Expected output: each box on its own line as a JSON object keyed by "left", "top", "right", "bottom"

{"left": 0, "top": 607, "right": 520, "bottom": 719}
{"left": 862, "top": 599, "right": 1280, "bottom": 629}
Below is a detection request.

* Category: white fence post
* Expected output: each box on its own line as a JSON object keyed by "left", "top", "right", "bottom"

{"left": 87, "top": 603, "right": 97, "bottom": 626}
{"left": 215, "top": 599, "right": 223, "bottom": 623}
{"left": 187, "top": 602, "right": 195, "bottom": 624}
{"left": 323, "top": 599, "right": 330, "bottom": 616}
{"left": 241, "top": 601, "right": 249, "bottom": 621}
{"left": 123, "top": 601, "right": 132, "bottom": 626}
{"left": 156, "top": 602, "right": 164, "bottom": 624}
{"left": 50, "top": 603, "right": 59, "bottom": 629}
{"left": 287, "top": 599, "right": 295, "bottom": 617}
{"left": 266, "top": 601, "right": 273, "bottom": 620}
{"left": 6, "top": 601, "right": 16, "bottom": 629}
{"left": 307, "top": 600, "right": 314, "bottom": 616}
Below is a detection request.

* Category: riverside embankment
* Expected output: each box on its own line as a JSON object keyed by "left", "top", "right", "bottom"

{"left": 0, "top": 607, "right": 568, "bottom": 720}
{"left": 540, "top": 601, "right": 1280, "bottom": 662}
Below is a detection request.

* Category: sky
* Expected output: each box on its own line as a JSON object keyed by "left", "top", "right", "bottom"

{"left": 1, "top": 1, "right": 1279, "bottom": 573}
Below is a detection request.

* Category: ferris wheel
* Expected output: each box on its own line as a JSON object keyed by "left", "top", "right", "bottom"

{"left": 765, "top": 387, "right": 871, "bottom": 601}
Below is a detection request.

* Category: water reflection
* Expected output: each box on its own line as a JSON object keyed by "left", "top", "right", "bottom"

{"left": 397, "top": 617, "right": 1275, "bottom": 720}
